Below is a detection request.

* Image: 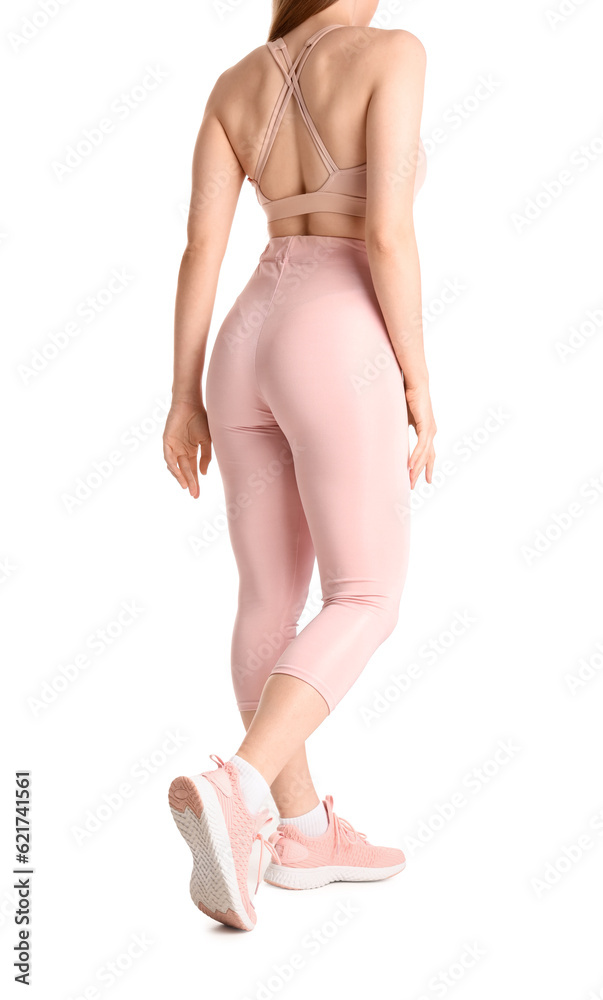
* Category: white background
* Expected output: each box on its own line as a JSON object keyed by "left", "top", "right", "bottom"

{"left": 2, "top": 0, "right": 603, "bottom": 997}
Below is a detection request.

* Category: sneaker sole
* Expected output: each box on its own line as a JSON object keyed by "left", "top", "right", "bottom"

{"left": 168, "top": 775, "right": 255, "bottom": 930}
{"left": 263, "top": 861, "right": 406, "bottom": 890}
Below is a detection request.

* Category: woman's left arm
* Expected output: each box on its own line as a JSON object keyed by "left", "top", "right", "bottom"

{"left": 164, "top": 72, "right": 245, "bottom": 497}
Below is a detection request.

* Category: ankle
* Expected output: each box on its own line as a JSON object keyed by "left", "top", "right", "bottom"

{"left": 279, "top": 800, "right": 328, "bottom": 837}
{"left": 229, "top": 755, "right": 270, "bottom": 815}
{"left": 273, "top": 793, "right": 321, "bottom": 817}
{"left": 234, "top": 745, "right": 276, "bottom": 786}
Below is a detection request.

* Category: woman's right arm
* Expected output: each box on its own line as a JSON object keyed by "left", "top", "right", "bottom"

{"left": 365, "top": 30, "right": 436, "bottom": 489}
{"left": 163, "top": 71, "right": 245, "bottom": 498}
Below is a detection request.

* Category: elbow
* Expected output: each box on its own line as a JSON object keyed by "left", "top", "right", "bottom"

{"left": 180, "top": 240, "right": 223, "bottom": 271}
{"left": 365, "top": 228, "right": 416, "bottom": 257}
{"left": 183, "top": 240, "right": 211, "bottom": 256}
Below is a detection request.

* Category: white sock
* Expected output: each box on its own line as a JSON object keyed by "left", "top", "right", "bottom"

{"left": 280, "top": 800, "right": 328, "bottom": 837}
{"left": 229, "top": 755, "right": 270, "bottom": 815}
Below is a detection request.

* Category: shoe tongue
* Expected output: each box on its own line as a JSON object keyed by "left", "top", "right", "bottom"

{"left": 254, "top": 809, "right": 275, "bottom": 835}
{"left": 323, "top": 795, "right": 334, "bottom": 824}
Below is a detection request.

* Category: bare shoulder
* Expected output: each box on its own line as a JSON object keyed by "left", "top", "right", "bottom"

{"left": 376, "top": 28, "right": 426, "bottom": 65}
{"left": 336, "top": 26, "right": 425, "bottom": 84}
{"left": 205, "top": 43, "right": 268, "bottom": 111}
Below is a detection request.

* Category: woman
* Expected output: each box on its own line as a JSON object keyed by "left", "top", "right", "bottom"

{"left": 164, "top": 0, "right": 436, "bottom": 931}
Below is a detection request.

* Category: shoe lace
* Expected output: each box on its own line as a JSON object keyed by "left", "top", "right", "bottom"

{"left": 252, "top": 810, "right": 281, "bottom": 894}
{"left": 270, "top": 795, "right": 368, "bottom": 856}
{"left": 330, "top": 804, "right": 368, "bottom": 856}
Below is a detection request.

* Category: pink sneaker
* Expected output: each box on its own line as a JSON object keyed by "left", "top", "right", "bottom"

{"left": 168, "top": 755, "right": 280, "bottom": 930}
{"left": 264, "top": 795, "right": 405, "bottom": 890}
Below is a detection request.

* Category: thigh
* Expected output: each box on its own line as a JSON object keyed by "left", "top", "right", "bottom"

{"left": 206, "top": 278, "right": 315, "bottom": 603}
{"left": 208, "top": 420, "right": 315, "bottom": 606}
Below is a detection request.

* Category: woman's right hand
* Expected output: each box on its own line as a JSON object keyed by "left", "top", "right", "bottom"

{"left": 404, "top": 382, "right": 437, "bottom": 490}
{"left": 162, "top": 400, "right": 213, "bottom": 499}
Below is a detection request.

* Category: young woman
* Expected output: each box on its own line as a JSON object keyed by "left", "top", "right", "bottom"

{"left": 164, "top": 0, "right": 436, "bottom": 931}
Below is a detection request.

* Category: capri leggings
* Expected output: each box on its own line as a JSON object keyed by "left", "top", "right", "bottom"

{"left": 205, "top": 234, "right": 411, "bottom": 713}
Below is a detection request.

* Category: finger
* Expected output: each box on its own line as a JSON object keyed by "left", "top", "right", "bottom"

{"left": 409, "top": 441, "right": 431, "bottom": 488}
{"left": 408, "top": 440, "right": 422, "bottom": 471}
{"left": 410, "top": 457, "right": 427, "bottom": 490}
{"left": 409, "top": 440, "right": 428, "bottom": 477}
{"left": 177, "top": 453, "right": 199, "bottom": 497}
{"left": 425, "top": 448, "right": 436, "bottom": 484}
{"left": 409, "top": 428, "right": 435, "bottom": 469}
{"left": 198, "top": 437, "right": 213, "bottom": 476}
{"left": 163, "top": 442, "right": 188, "bottom": 489}
{"left": 166, "top": 465, "right": 187, "bottom": 487}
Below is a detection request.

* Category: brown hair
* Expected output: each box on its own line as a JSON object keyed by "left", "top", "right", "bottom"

{"left": 268, "top": 0, "right": 340, "bottom": 42}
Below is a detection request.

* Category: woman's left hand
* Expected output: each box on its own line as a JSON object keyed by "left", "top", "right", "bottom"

{"left": 163, "top": 400, "right": 213, "bottom": 498}
{"left": 405, "top": 382, "right": 436, "bottom": 490}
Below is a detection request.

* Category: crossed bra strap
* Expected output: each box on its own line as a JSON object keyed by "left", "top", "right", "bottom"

{"left": 253, "top": 24, "right": 344, "bottom": 185}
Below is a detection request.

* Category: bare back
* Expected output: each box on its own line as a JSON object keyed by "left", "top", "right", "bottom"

{"left": 212, "top": 25, "right": 419, "bottom": 239}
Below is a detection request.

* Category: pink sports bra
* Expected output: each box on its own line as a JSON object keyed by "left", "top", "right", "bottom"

{"left": 247, "top": 23, "right": 426, "bottom": 223}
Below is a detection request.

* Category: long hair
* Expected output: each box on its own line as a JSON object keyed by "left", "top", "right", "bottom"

{"left": 268, "top": 0, "right": 340, "bottom": 42}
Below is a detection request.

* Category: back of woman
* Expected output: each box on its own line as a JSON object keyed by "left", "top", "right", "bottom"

{"left": 218, "top": 23, "right": 419, "bottom": 239}
{"left": 164, "top": 0, "right": 437, "bottom": 933}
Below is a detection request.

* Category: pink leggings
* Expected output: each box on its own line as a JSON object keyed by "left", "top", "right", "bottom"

{"left": 205, "top": 235, "right": 410, "bottom": 713}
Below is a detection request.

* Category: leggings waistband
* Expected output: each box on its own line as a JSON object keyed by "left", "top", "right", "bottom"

{"left": 259, "top": 234, "right": 368, "bottom": 264}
